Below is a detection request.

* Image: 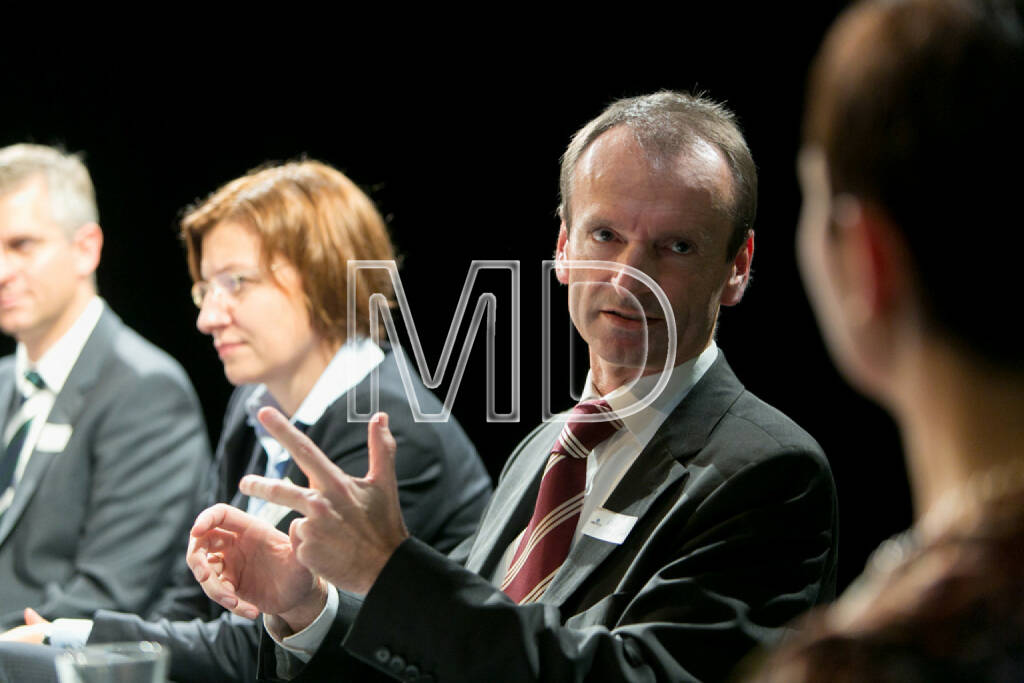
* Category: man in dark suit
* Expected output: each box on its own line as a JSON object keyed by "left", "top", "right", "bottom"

{"left": 0, "top": 144, "right": 210, "bottom": 627}
{"left": 190, "top": 92, "right": 839, "bottom": 682}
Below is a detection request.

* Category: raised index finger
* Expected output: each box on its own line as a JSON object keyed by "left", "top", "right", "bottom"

{"left": 258, "top": 406, "right": 341, "bottom": 487}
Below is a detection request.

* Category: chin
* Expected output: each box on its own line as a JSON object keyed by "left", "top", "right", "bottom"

{"left": 0, "top": 314, "right": 25, "bottom": 336}
{"left": 592, "top": 343, "right": 650, "bottom": 371}
{"left": 221, "top": 364, "right": 256, "bottom": 388}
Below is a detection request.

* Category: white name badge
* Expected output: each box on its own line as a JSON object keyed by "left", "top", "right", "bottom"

{"left": 36, "top": 423, "right": 73, "bottom": 453}
{"left": 582, "top": 508, "right": 638, "bottom": 545}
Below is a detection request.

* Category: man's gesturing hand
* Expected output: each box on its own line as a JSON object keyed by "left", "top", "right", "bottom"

{"left": 240, "top": 409, "right": 411, "bottom": 596}
{"left": 186, "top": 503, "right": 326, "bottom": 631}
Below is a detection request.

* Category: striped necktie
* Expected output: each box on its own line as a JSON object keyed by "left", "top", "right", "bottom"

{"left": 502, "top": 399, "right": 623, "bottom": 604}
{"left": 0, "top": 370, "right": 47, "bottom": 501}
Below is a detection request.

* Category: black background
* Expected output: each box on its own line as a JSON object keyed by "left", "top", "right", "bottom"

{"left": 1, "top": 6, "right": 910, "bottom": 592}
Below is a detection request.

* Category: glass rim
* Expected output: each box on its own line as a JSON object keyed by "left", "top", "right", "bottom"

{"left": 55, "top": 640, "right": 167, "bottom": 666}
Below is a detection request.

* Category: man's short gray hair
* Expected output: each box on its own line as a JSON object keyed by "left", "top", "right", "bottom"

{"left": 558, "top": 91, "right": 757, "bottom": 260}
{"left": 0, "top": 144, "right": 99, "bottom": 236}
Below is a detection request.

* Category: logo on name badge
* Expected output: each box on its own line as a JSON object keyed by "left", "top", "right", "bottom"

{"left": 582, "top": 508, "right": 638, "bottom": 545}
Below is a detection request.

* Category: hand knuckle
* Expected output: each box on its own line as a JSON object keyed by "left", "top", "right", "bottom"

{"left": 305, "top": 492, "right": 330, "bottom": 515}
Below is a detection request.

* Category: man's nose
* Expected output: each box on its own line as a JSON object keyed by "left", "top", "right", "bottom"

{"left": 610, "top": 243, "right": 656, "bottom": 296}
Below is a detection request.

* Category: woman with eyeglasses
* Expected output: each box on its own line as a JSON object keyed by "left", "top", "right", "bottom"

{"left": 0, "top": 160, "right": 492, "bottom": 683}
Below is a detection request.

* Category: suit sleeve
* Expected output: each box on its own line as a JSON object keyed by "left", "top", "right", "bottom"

{"left": 270, "top": 446, "right": 836, "bottom": 683}
{"left": 25, "top": 364, "right": 210, "bottom": 624}
{"left": 89, "top": 609, "right": 261, "bottom": 683}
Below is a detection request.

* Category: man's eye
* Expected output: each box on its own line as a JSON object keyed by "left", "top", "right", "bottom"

{"left": 670, "top": 241, "right": 693, "bottom": 255}
{"left": 593, "top": 229, "right": 614, "bottom": 243}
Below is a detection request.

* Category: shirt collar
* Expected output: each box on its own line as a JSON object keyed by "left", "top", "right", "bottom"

{"left": 580, "top": 341, "right": 719, "bottom": 446}
{"left": 15, "top": 297, "right": 105, "bottom": 394}
{"left": 245, "top": 337, "right": 386, "bottom": 432}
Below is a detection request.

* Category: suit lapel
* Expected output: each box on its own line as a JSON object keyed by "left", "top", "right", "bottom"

{"left": 0, "top": 310, "right": 119, "bottom": 547}
{"left": 218, "top": 388, "right": 263, "bottom": 509}
{"left": 0, "top": 359, "right": 16, "bottom": 429}
{"left": 540, "top": 354, "right": 745, "bottom": 605}
{"left": 464, "top": 420, "right": 560, "bottom": 578}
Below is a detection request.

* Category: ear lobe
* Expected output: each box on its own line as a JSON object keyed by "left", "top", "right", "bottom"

{"left": 721, "top": 231, "right": 754, "bottom": 306}
{"left": 554, "top": 224, "right": 570, "bottom": 285}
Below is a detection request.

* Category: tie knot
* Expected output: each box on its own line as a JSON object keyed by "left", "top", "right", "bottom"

{"left": 554, "top": 399, "right": 624, "bottom": 459}
{"left": 24, "top": 370, "right": 44, "bottom": 391}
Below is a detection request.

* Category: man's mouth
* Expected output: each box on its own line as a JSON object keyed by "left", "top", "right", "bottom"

{"left": 600, "top": 309, "right": 663, "bottom": 328}
{"left": 602, "top": 308, "right": 661, "bottom": 321}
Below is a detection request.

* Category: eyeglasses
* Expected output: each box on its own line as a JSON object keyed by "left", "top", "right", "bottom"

{"left": 191, "top": 264, "right": 281, "bottom": 308}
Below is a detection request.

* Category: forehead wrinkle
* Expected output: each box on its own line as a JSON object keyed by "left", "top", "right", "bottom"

{"left": 573, "top": 166, "right": 726, "bottom": 253}
{"left": 568, "top": 127, "right": 734, "bottom": 254}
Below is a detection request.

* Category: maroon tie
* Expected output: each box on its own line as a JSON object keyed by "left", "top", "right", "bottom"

{"left": 502, "top": 399, "right": 623, "bottom": 604}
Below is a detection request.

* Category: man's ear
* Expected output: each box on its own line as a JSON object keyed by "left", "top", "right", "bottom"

{"left": 72, "top": 222, "right": 103, "bottom": 279}
{"left": 554, "top": 223, "right": 570, "bottom": 285}
{"left": 720, "top": 231, "right": 754, "bottom": 306}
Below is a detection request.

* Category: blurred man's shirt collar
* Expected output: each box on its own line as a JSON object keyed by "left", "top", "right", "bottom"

{"left": 14, "top": 296, "right": 104, "bottom": 394}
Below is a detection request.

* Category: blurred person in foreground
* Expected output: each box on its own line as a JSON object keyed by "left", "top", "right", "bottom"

{"left": 188, "top": 92, "right": 838, "bottom": 682}
{"left": 0, "top": 160, "right": 491, "bottom": 682}
{"left": 0, "top": 144, "right": 209, "bottom": 627}
{"left": 749, "top": 0, "right": 1024, "bottom": 680}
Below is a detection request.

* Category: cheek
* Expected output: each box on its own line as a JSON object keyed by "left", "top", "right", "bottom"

{"left": 565, "top": 281, "right": 589, "bottom": 325}
{"left": 796, "top": 197, "right": 834, "bottom": 293}
{"left": 798, "top": 231, "right": 852, "bottom": 361}
{"left": 278, "top": 303, "right": 319, "bottom": 349}
{"left": 797, "top": 225, "right": 834, "bottom": 315}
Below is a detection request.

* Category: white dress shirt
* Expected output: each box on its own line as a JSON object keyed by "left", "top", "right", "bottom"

{"left": 1, "top": 297, "right": 104, "bottom": 514}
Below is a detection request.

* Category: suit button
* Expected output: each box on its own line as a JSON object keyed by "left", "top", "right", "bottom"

{"left": 374, "top": 646, "right": 390, "bottom": 664}
{"left": 402, "top": 664, "right": 420, "bottom": 681}
{"left": 388, "top": 655, "right": 406, "bottom": 673}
